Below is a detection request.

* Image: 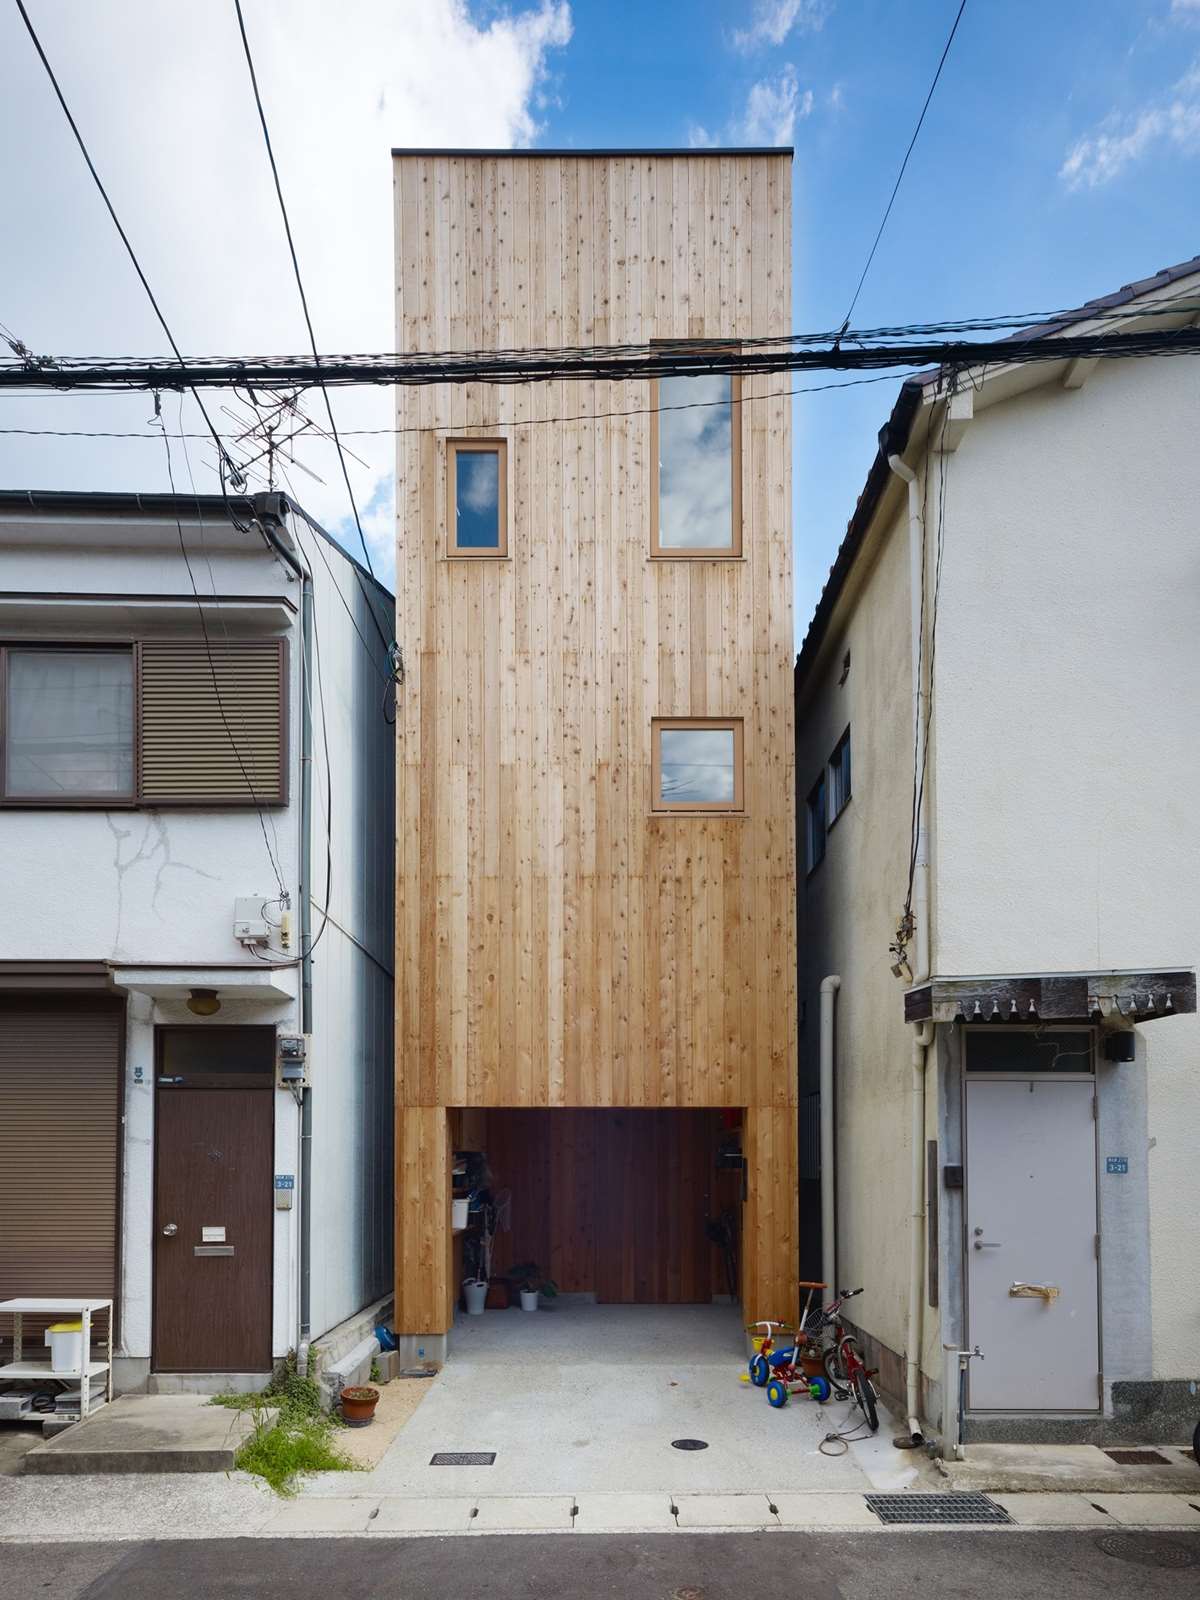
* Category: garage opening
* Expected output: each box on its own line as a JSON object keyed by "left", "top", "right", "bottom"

{"left": 450, "top": 1109, "right": 743, "bottom": 1310}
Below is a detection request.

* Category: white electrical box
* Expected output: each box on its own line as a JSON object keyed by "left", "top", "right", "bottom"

{"left": 233, "top": 897, "right": 272, "bottom": 946}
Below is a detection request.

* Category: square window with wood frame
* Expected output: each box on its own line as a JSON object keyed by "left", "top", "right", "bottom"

{"left": 805, "top": 772, "right": 827, "bottom": 872}
{"left": 650, "top": 362, "right": 742, "bottom": 557}
{"left": 448, "top": 439, "right": 507, "bottom": 556}
{"left": 827, "top": 726, "right": 852, "bottom": 823}
{"left": 652, "top": 719, "right": 743, "bottom": 812}
{"left": 0, "top": 639, "right": 286, "bottom": 807}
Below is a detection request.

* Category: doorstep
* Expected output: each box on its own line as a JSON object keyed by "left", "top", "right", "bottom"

{"left": 20, "top": 1394, "right": 259, "bottom": 1475}
{"left": 937, "top": 1441, "right": 1200, "bottom": 1496}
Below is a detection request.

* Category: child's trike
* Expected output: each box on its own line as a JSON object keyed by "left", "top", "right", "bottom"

{"left": 747, "top": 1280, "right": 833, "bottom": 1408}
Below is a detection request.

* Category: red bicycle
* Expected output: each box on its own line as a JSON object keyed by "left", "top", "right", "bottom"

{"left": 804, "top": 1286, "right": 879, "bottom": 1433}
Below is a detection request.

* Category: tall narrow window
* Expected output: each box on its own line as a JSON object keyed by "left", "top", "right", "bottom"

{"left": 650, "top": 370, "right": 742, "bottom": 557}
{"left": 652, "top": 718, "right": 743, "bottom": 812}
{"left": 448, "top": 439, "right": 507, "bottom": 556}
{"left": 806, "top": 773, "right": 826, "bottom": 872}
{"left": 4, "top": 647, "right": 134, "bottom": 798}
{"left": 828, "top": 726, "right": 852, "bottom": 823}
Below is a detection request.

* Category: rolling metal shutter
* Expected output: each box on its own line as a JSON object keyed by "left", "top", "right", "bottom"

{"left": 0, "top": 997, "right": 123, "bottom": 1344}
{"left": 138, "top": 639, "right": 286, "bottom": 804}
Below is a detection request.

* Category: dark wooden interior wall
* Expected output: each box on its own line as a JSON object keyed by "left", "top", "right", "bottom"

{"left": 481, "top": 1109, "right": 741, "bottom": 1303}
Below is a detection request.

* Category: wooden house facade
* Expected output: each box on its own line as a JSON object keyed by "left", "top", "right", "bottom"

{"left": 392, "top": 148, "right": 798, "bottom": 1349}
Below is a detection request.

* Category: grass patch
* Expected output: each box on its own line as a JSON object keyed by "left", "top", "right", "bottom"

{"left": 212, "top": 1349, "right": 357, "bottom": 1496}
{"left": 235, "top": 1409, "right": 354, "bottom": 1496}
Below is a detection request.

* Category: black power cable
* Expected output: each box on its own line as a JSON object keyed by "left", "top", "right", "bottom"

{"left": 839, "top": 0, "right": 969, "bottom": 333}
{"left": 230, "top": 0, "right": 376, "bottom": 580}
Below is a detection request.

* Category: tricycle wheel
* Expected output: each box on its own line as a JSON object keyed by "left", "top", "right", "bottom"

{"left": 808, "top": 1376, "right": 832, "bottom": 1403}
{"left": 749, "top": 1354, "right": 769, "bottom": 1387}
{"left": 766, "top": 1377, "right": 789, "bottom": 1409}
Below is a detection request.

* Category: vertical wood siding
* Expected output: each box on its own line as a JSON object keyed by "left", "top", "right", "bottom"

{"left": 394, "top": 151, "right": 797, "bottom": 1115}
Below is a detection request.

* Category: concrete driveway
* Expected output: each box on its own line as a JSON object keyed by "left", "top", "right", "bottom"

{"left": 304, "top": 1303, "right": 928, "bottom": 1499}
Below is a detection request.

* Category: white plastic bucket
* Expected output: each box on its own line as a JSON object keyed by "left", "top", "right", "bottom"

{"left": 463, "top": 1280, "right": 487, "bottom": 1315}
{"left": 44, "top": 1322, "right": 84, "bottom": 1373}
{"left": 520, "top": 1290, "right": 539, "bottom": 1312}
{"left": 451, "top": 1198, "right": 469, "bottom": 1230}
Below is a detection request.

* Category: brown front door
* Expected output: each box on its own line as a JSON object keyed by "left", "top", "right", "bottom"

{"left": 153, "top": 1027, "right": 274, "bottom": 1372}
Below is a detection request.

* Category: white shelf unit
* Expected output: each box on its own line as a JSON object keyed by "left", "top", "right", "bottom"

{"left": 0, "top": 1298, "right": 114, "bottom": 1423}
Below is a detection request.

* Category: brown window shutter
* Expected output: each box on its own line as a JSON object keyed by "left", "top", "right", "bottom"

{"left": 0, "top": 997, "right": 123, "bottom": 1346}
{"left": 138, "top": 639, "right": 286, "bottom": 804}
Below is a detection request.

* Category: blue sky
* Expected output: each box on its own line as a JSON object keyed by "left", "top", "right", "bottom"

{"left": 2, "top": 0, "right": 1197, "bottom": 640}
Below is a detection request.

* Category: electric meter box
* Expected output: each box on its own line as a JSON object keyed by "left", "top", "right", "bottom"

{"left": 233, "top": 897, "right": 272, "bottom": 946}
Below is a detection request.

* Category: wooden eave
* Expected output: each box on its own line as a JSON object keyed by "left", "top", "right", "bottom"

{"left": 904, "top": 967, "right": 1196, "bottom": 1026}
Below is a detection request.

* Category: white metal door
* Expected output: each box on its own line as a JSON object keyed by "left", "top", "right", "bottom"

{"left": 965, "top": 1077, "right": 1099, "bottom": 1410}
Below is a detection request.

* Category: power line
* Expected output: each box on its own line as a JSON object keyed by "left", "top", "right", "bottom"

{"left": 230, "top": 0, "right": 375, "bottom": 578}
{"left": 12, "top": 0, "right": 245, "bottom": 497}
{"left": 3, "top": 325, "right": 1196, "bottom": 393}
{"left": 838, "top": 0, "right": 969, "bottom": 333}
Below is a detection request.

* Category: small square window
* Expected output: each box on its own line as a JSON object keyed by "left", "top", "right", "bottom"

{"left": 4, "top": 647, "right": 134, "bottom": 799}
{"left": 806, "top": 773, "right": 826, "bottom": 872}
{"left": 828, "top": 726, "right": 852, "bottom": 823}
{"left": 652, "top": 719, "right": 743, "bottom": 812}
{"left": 447, "top": 439, "right": 507, "bottom": 556}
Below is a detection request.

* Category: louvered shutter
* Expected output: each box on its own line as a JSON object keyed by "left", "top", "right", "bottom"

{"left": 138, "top": 639, "right": 286, "bottom": 804}
{"left": 0, "top": 997, "right": 123, "bottom": 1343}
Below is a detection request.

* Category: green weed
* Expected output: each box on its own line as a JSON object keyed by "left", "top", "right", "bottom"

{"left": 234, "top": 1408, "right": 354, "bottom": 1496}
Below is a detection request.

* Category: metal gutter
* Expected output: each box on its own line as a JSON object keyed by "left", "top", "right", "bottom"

{"left": 391, "top": 146, "right": 793, "bottom": 158}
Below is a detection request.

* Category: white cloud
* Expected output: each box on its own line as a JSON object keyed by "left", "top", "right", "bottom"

{"left": 0, "top": 0, "right": 574, "bottom": 586}
{"left": 732, "top": 0, "right": 830, "bottom": 54}
{"left": 1059, "top": 59, "right": 1200, "bottom": 187}
{"left": 1172, "top": 1, "right": 1200, "bottom": 14}
{"left": 739, "top": 67, "right": 812, "bottom": 145}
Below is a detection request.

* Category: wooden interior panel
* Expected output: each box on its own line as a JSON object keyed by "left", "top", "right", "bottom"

{"left": 478, "top": 1108, "right": 729, "bottom": 1304}
{"left": 741, "top": 1103, "right": 800, "bottom": 1325}
{"left": 394, "top": 1105, "right": 452, "bottom": 1335}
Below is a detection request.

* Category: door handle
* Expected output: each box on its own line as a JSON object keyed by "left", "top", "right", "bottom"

{"left": 161, "top": 1222, "right": 178, "bottom": 1236}
{"left": 1009, "top": 1282, "right": 1060, "bottom": 1302}
{"left": 973, "top": 1240, "right": 1001, "bottom": 1250}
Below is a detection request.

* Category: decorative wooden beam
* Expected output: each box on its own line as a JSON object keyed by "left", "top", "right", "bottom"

{"left": 936, "top": 388, "right": 974, "bottom": 453}
{"left": 904, "top": 968, "right": 1196, "bottom": 1026}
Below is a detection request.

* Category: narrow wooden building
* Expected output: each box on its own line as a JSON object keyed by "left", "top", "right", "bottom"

{"left": 392, "top": 147, "right": 797, "bottom": 1356}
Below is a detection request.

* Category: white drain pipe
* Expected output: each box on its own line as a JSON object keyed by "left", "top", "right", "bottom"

{"left": 890, "top": 451, "right": 934, "bottom": 1445}
{"left": 819, "top": 976, "right": 841, "bottom": 1296}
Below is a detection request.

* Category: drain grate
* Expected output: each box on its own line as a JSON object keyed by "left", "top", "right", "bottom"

{"left": 1097, "top": 1533, "right": 1197, "bottom": 1569}
{"left": 429, "top": 1451, "right": 496, "bottom": 1466}
{"left": 671, "top": 1438, "right": 709, "bottom": 1451}
{"left": 1104, "top": 1448, "right": 1170, "bottom": 1466}
{"left": 865, "top": 1493, "right": 1012, "bottom": 1525}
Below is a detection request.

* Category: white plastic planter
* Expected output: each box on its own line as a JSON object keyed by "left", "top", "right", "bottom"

{"left": 44, "top": 1323, "right": 83, "bottom": 1373}
{"left": 520, "top": 1290, "right": 539, "bottom": 1312}
{"left": 463, "top": 1279, "right": 487, "bottom": 1315}
{"left": 451, "top": 1198, "right": 470, "bottom": 1230}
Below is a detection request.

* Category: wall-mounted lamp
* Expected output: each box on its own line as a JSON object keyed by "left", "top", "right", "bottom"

{"left": 186, "top": 988, "right": 221, "bottom": 1017}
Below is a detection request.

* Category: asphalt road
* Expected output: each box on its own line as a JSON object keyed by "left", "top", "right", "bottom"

{"left": 4, "top": 1531, "right": 1200, "bottom": 1599}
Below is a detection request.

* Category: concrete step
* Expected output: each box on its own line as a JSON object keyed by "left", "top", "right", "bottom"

{"left": 21, "top": 1393, "right": 258, "bottom": 1475}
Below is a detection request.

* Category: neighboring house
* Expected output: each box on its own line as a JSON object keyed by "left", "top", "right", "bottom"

{"left": 795, "top": 258, "right": 1200, "bottom": 1446}
{"left": 391, "top": 148, "right": 798, "bottom": 1358}
{"left": 0, "top": 489, "right": 394, "bottom": 1394}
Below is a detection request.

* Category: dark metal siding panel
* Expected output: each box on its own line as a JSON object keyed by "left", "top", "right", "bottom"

{"left": 0, "top": 997, "right": 123, "bottom": 1347}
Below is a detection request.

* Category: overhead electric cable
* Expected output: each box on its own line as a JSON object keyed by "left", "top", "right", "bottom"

{"left": 838, "top": 0, "right": 969, "bottom": 332}
{"left": 12, "top": 0, "right": 245, "bottom": 496}
{"left": 230, "top": 0, "right": 375, "bottom": 578}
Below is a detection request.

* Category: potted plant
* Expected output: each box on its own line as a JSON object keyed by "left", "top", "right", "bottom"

{"left": 340, "top": 1384, "right": 380, "bottom": 1426}
{"left": 508, "top": 1262, "right": 559, "bottom": 1311}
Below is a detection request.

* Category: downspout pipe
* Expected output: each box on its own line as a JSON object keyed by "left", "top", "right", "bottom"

{"left": 888, "top": 454, "right": 933, "bottom": 1445}
{"left": 819, "top": 976, "right": 841, "bottom": 1298}
{"left": 256, "top": 497, "right": 315, "bottom": 1378}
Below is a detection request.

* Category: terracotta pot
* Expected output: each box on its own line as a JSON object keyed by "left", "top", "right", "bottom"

{"left": 485, "top": 1279, "right": 510, "bottom": 1310}
{"left": 799, "top": 1354, "right": 825, "bottom": 1379}
{"left": 340, "top": 1385, "right": 379, "bottom": 1427}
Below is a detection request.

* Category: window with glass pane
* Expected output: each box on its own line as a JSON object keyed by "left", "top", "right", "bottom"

{"left": 828, "top": 727, "right": 852, "bottom": 821}
{"left": 653, "top": 720, "right": 742, "bottom": 811}
{"left": 449, "top": 440, "right": 506, "bottom": 555}
{"left": 653, "top": 372, "right": 740, "bottom": 555}
{"left": 5, "top": 649, "right": 134, "bottom": 797}
{"left": 806, "top": 774, "right": 826, "bottom": 871}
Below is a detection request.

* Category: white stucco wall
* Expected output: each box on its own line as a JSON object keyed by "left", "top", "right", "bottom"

{"left": 929, "top": 352, "right": 1200, "bottom": 1378}
{"left": 796, "top": 493, "right": 922, "bottom": 1376}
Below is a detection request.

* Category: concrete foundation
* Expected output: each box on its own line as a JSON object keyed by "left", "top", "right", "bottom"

{"left": 20, "top": 1394, "right": 259, "bottom": 1475}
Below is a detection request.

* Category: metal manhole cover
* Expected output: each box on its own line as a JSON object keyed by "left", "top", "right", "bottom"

{"left": 1097, "top": 1533, "right": 1198, "bottom": 1569}
{"left": 865, "top": 1492, "right": 1012, "bottom": 1525}
{"left": 1104, "top": 1448, "right": 1171, "bottom": 1466}
{"left": 429, "top": 1451, "right": 496, "bottom": 1466}
{"left": 671, "top": 1438, "right": 709, "bottom": 1451}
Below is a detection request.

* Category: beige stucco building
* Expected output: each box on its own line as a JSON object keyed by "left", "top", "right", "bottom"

{"left": 795, "top": 257, "right": 1200, "bottom": 1447}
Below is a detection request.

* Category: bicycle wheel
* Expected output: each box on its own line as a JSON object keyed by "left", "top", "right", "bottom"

{"left": 852, "top": 1367, "right": 879, "bottom": 1433}
{"left": 1193, "top": 1416, "right": 1199, "bottom": 1469}
{"left": 823, "top": 1342, "right": 848, "bottom": 1394}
